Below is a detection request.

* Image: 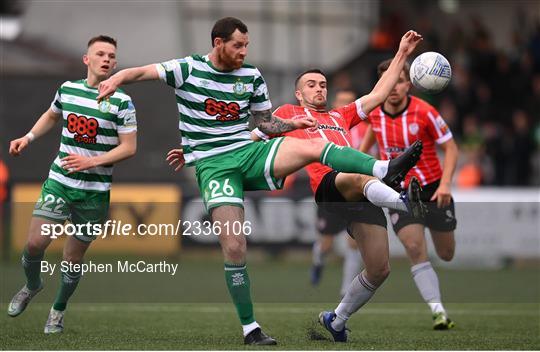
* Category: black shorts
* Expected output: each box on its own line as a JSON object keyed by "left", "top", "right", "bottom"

{"left": 316, "top": 206, "right": 347, "bottom": 235}
{"left": 389, "top": 179, "right": 457, "bottom": 234}
{"left": 315, "top": 171, "right": 387, "bottom": 236}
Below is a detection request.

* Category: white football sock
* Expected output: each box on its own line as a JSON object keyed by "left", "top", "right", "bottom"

{"left": 340, "top": 247, "right": 361, "bottom": 297}
{"left": 242, "top": 321, "right": 260, "bottom": 336}
{"left": 332, "top": 271, "right": 378, "bottom": 331}
{"left": 364, "top": 179, "right": 407, "bottom": 212}
{"left": 372, "top": 160, "right": 389, "bottom": 180}
{"left": 411, "top": 261, "right": 446, "bottom": 314}
{"left": 312, "top": 241, "right": 325, "bottom": 266}
{"left": 428, "top": 302, "right": 446, "bottom": 314}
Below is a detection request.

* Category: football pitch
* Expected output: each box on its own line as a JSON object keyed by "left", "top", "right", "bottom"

{"left": 1, "top": 254, "right": 539, "bottom": 350}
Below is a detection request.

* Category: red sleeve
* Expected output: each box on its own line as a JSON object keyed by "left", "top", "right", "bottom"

{"left": 424, "top": 105, "right": 453, "bottom": 144}
{"left": 336, "top": 100, "right": 366, "bottom": 129}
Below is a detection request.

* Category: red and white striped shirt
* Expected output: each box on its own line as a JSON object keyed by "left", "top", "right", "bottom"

{"left": 273, "top": 102, "right": 365, "bottom": 193}
{"left": 368, "top": 96, "right": 453, "bottom": 187}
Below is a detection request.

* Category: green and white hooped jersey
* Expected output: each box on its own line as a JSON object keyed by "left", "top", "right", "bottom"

{"left": 155, "top": 54, "right": 272, "bottom": 166}
{"left": 48, "top": 79, "right": 137, "bottom": 192}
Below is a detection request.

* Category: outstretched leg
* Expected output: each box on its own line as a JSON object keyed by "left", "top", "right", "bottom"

{"left": 273, "top": 137, "right": 422, "bottom": 189}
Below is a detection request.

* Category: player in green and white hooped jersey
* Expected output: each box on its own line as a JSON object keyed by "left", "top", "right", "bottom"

{"left": 7, "top": 35, "right": 137, "bottom": 334}
{"left": 97, "top": 17, "right": 420, "bottom": 346}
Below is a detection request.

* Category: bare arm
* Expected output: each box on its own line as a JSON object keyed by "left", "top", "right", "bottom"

{"left": 93, "top": 132, "right": 137, "bottom": 166}
{"left": 251, "top": 109, "right": 316, "bottom": 135}
{"left": 9, "top": 108, "right": 61, "bottom": 156}
{"left": 359, "top": 124, "right": 377, "bottom": 154}
{"left": 97, "top": 64, "right": 159, "bottom": 101}
{"left": 60, "top": 132, "right": 137, "bottom": 173}
{"left": 357, "top": 31, "right": 422, "bottom": 115}
{"left": 431, "top": 138, "right": 459, "bottom": 207}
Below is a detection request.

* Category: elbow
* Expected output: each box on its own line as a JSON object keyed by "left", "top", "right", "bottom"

{"left": 126, "top": 143, "right": 137, "bottom": 158}
{"left": 127, "top": 146, "right": 137, "bottom": 157}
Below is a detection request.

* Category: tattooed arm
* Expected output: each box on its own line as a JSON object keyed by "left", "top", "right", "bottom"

{"left": 252, "top": 109, "right": 317, "bottom": 135}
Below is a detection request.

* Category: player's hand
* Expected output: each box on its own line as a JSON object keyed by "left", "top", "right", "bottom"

{"left": 431, "top": 182, "right": 452, "bottom": 208}
{"left": 9, "top": 136, "right": 31, "bottom": 156}
{"left": 398, "top": 30, "right": 423, "bottom": 56}
{"left": 166, "top": 148, "right": 185, "bottom": 172}
{"left": 60, "top": 154, "right": 97, "bottom": 173}
{"left": 292, "top": 117, "right": 318, "bottom": 130}
{"left": 97, "top": 76, "right": 120, "bottom": 102}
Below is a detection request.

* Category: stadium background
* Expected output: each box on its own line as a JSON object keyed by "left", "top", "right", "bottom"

{"left": 0, "top": 0, "right": 539, "bottom": 350}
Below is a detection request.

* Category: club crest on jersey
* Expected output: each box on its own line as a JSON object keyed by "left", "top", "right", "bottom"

{"left": 409, "top": 123, "right": 419, "bottom": 135}
{"left": 233, "top": 79, "right": 246, "bottom": 96}
{"left": 98, "top": 100, "right": 111, "bottom": 113}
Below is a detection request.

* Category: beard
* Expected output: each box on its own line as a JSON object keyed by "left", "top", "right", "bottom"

{"left": 312, "top": 96, "right": 327, "bottom": 110}
{"left": 219, "top": 47, "right": 243, "bottom": 70}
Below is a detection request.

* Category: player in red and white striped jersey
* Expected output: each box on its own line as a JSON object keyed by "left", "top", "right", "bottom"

{"left": 254, "top": 61, "right": 426, "bottom": 340}
{"left": 360, "top": 58, "right": 459, "bottom": 330}
{"left": 308, "top": 89, "right": 361, "bottom": 296}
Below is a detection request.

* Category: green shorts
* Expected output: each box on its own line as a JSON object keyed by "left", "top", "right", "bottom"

{"left": 32, "top": 178, "right": 110, "bottom": 242}
{"left": 195, "top": 138, "right": 286, "bottom": 211}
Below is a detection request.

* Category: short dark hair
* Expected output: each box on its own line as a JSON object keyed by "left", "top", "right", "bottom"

{"left": 211, "top": 17, "right": 248, "bottom": 47}
{"left": 295, "top": 69, "right": 327, "bottom": 89}
{"left": 87, "top": 35, "right": 117, "bottom": 48}
{"left": 377, "top": 59, "right": 410, "bottom": 80}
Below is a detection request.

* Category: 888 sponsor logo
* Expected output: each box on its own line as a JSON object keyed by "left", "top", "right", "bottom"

{"left": 67, "top": 114, "right": 99, "bottom": 144}
{"left": 204, "top": 98, "right": 240, "bottom": 122}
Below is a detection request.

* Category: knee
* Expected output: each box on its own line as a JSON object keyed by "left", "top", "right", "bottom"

{"left": 222, "top": 240, "right": 246, "bottom": 263}
{"left": 437, "top": 247, "right": 455, "bottom": 261}
{"left": 366, "top": 263, "right": 390, "bottom": 286}
{"left": 403, "top": 241, "right": 425, "bottom": 261}
{"left": 26, "top": 241, "right": 45, "bottom": 257}
{"left": 307, "top": 139, "right": 329, "bottom": 161}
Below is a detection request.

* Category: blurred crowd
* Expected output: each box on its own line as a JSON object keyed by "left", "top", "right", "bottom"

{"left": 368, "top": 13, "right": 540, "bottom": 187}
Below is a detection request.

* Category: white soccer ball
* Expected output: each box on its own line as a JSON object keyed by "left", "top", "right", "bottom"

{"left": 409, "top": 52, "right": 452, "bottom": 94}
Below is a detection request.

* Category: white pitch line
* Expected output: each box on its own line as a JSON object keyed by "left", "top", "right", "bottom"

{"left": 67, "top": 305, "right": 540, "bottom": 316}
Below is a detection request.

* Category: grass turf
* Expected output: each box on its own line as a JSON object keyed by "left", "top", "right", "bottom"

{"left": 1, "top": 256, "right": 539, "bottom": 349}
{"left": 1, "top": 302, "right": 539, "bottom": 350}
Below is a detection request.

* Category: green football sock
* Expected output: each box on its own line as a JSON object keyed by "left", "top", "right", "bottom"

{"left": 224, "top": 262, "right": 255, "bottom": 325}
{"left": 320, "top": 143, "right": 377, "bottom": 176}
{"left": 22, "top": 247, "right": 44, "bottom": 291}
{"left": 52, "top": 266, "right": 82, "bottom": 311}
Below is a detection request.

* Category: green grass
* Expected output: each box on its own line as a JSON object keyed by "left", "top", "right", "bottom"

{"left": 1, "top": 302, "right": 538, "bottom": 350}
{"left": 1, "top": 255, "right": 539, "bottom": 349}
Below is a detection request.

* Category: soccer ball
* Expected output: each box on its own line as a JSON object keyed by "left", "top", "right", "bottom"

{"left": 409, "top": 52, "right": 452, "bottom": 94}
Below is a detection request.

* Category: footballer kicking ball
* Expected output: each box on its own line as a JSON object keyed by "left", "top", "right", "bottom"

{"left": 410, "top": 52, "right": 452, "bottom": 94}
